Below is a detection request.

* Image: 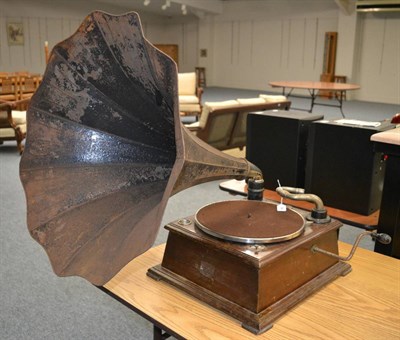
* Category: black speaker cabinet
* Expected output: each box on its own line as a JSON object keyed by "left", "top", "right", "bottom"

{"left": 246, "top": 110, "right": 323, "bottom": 190}
{"left": 305, "top": 120, "right": 394, "bottom": 215}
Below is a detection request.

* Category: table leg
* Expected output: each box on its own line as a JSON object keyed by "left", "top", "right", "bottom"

{"left": 338, "top": 91, "right": 345, "bottom": 118}
{"left": 98, "top": 286, "right": 178, "bottom": 340}
{"left": 153, "top": 325, "right": 172, "bottom": 340}
{"left": 309, "top": 89, "right": 316, "bottom": 112}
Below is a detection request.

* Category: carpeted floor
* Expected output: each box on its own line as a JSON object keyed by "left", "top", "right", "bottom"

{"left": 1, "top": 87, "right": 398, "bottom": 339}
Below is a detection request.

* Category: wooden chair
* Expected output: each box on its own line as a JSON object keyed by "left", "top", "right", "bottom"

{"left": 0, "top": 76, "right": 19, "bottom": 102}
{"left": 19, "top": 75, "right": 41, "bottom": 109}
{"left": 334, "top": 75, "right": 347, "bottom": 101}
{"left": 0, "top": 98, "right": 30, "bottom": 154}
{"left": 195, "top": 67, "right": 206, "bottom": 87}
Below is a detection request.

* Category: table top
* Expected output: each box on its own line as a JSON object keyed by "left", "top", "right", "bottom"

{"left": 104, "top": 242, "right": 400, "bottom": 339}
{"left": 371, "top": 127, "right": 400, "bottom": 145}
{"left": 269, "top": 80, "right": 360, "bottom": 91}
{"left": 219, "top": 179, "right": 379, "bottom": 228}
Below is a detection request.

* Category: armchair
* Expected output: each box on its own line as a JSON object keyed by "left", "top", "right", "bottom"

{"left": 178, "top": 72, "right": 203, "bottom": 117}
{"left": 0, "top": 98, "right": 30, "bottom": 154}
{"left": 186, "top": 97, "right": 291, "bottom": 151}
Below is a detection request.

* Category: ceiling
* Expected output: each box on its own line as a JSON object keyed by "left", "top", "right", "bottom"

{"left": 43, "top": 0, "right": 399, "bottom": 19}
{"left": 94, "top": 0, "right": 224, "bottom": 18}
{"left": 90, "top": 0, "right": 352, "bottom": 18}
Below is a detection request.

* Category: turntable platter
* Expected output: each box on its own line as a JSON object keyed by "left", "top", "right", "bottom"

{"left": 195, "top": 200, "right": 305, "bottom": 244}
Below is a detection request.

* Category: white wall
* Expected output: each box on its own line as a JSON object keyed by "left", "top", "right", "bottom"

{"left": 204, "top": 0, "right": 339, "bottom": 94}
{"left": 0, "top": 0, "right": 198, "bottom": 74}
{"left": 209, "top": 17, "right": 337, "bottom": 92}
{"left": 336, "top": 9, "right": 357, "bottom": 82}
{"left": 201, "top": 0, "right": 400, "bottom": 104}
{"left": 1, "top": 0, "right": 399, "bottom": 104}
{"left": 354, "top": 12, "right": 400, "bottom": 104}
{"left": 145, "top": 21, "right": 198, "bottom": 72}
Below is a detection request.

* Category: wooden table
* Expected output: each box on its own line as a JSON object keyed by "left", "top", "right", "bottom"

{"left": 102, "top": 243, "right": 400, "bottom": 339}
{"left": 219, "top": 179, "right": 379, "bottom": 229}
{"left": 269, "top": 81, "right": 360, "bottom": 117}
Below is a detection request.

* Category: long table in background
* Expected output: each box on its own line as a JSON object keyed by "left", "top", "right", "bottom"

{"left": 269, "top": 80, "right": 360, "bottom": 117}
{"left": 101, "top": 243, "right": 400, "bottom": 339}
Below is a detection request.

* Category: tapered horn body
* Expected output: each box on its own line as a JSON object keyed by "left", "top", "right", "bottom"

{"left": 19, "top": 11, "right": 261, "bottom": 286}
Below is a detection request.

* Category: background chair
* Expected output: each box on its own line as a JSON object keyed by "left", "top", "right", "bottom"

{"left": 334, "top": 75, "right": 347, "bottom": 101}
{"left": 0, "top": 76, "right": 19, "bottom": 102}
{"left": 18, "top": 75, "right": 42, "bottom": 110}
{"left": 187, "top": 98, "right": 291, "bottom": 150}
{"left": 0, "top": 99, "right": 30, "bottom": 154}
{"left": 178, "top": 72, "right": 203, "bottom": 117}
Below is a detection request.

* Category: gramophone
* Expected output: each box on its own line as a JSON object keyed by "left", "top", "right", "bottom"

{"left": 19, "top": 11, "right": 390, "bottom": 335}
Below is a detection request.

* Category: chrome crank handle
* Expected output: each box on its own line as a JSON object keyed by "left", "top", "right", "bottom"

{"left": 311, "top": 231, "right": 391, "bottom": 261}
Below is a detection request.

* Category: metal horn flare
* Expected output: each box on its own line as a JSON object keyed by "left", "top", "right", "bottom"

{"left": 19, "top": 11, "right": 261, "bottom": 286}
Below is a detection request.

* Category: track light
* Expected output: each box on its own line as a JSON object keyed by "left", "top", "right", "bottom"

{"left": 143, "top": 0, "right": 150, "bottom": 6}
{"left": 161, "top": 0, "right": 170, "bottom": 10}
{"left": 181, "top": 4, "right": 187, "bottom": 15}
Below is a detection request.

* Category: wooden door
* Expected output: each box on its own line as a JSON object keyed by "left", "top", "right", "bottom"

{"left": 154, "top": 44, "right": 178, "bottom": 67}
